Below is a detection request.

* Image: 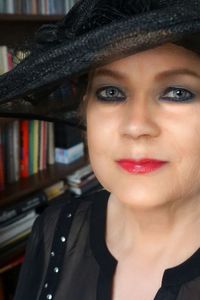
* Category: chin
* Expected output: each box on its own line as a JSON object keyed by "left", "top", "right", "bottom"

{"left": 113, "top": 189, "right": 165, "bottom": 209}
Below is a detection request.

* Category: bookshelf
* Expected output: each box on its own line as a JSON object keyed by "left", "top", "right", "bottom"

{"left": 0, "top": 14, "right": 64, "bottom": 47}
{"left": 0, "top": 12, "right": 85, "bottom": 300}
{"left": 0, "top": 157, "right": 87, "bottom": 208}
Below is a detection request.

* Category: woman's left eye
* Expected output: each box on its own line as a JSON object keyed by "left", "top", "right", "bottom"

{"left": 161, "top": 87, "right": 195, "bottom": 102}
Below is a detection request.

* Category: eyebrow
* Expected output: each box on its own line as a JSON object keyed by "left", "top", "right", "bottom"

{"left": 93, "top": 68, "right": 200, "bottom": 81}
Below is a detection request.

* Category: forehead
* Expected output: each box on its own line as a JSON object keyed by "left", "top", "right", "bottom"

{"left": 92, "top": 43, "right": 200, "bottom": 81}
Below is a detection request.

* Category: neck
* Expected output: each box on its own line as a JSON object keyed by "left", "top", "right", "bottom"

{"left": 107, "top": 194, "right": 200, "bottom": 264}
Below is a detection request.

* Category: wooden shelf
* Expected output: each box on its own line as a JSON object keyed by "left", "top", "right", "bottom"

{"left": 0, "top": 13, "right": 64, "bottom": 47}
{"left": 0, "top": 156, "right": 88, "bottom": 208}
{"left": 0, "top": 14, "right": 65, "bottom": 22}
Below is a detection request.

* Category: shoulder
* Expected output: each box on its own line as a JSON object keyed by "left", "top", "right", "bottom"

{"left": 32, "top": 189, "right": 110, "bottom": 240}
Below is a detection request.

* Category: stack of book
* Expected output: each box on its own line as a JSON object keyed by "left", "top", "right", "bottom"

{"left": 0, "top": 119, "right": 55, "bottom": 188}
{"left": 0, "top": 0, "right": 76, "bottom": 15}
{"left": 66, "top": 163, "right": 101, "bottom": 196}
{"left": 0, "top": 179, "right": 66, "bottom": 256}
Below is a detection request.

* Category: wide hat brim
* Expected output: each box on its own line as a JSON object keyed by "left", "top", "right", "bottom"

{"left": 0, "top": 1, "right": 200, "bottom": 127}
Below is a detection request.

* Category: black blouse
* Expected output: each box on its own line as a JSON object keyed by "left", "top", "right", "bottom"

{"left": 14, "top": 189, "right": 200, "bottom": 300}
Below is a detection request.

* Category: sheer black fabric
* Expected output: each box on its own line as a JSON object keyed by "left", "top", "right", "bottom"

{"left": 13, "top": 190, "right": 200, "bottom": 300}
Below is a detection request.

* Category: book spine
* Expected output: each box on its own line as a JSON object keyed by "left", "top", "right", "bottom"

{"left": 0, "top": 46, "right": 9, "bottom": 75}
{"left": 7, "top": 49, "right": 14, "bottom": 70}
{"left": 44, "top": 180, "right": 65, "bottom": 201}
{"left": 6, "top": 122, "right": 15, "bottom": 183}
{"left": 31, "top": 0, "right": 38, "bottom": 15}
{"left": 64, "top": 0, "right": 70, "bottom": 13}
{"left": 47, "top": 122, "right": 55, "bottom": 165}
{"left": 29, "top": 120, "right": 34, "bottom": 176}
{"left": 67, "top": 163, "right": 92, "bottom": 182}
{"left": 0, "top": 1, "right": 5, "bottom": 13}
{"left": 0, "top": 126, "right": 5, "bottom": 191}
{"left": 39, "top": 121, "right": 45, "bottom": 170}
{"left": 69, "top": 179, "right": 100, "bottom": 195}
{"left": 33, "top": 120, "right": 39, "bottom": 174}
{"left": 55, "top": 142, "right": 84, "bottom": 164}
{"left": 0, "top": 255, "right": 24, "bottom": 275}
{"left": 43, "top": 121, "right": 47, "bottom": 170}
{"left": 38, "top": 0, "right": 45, "bottom": 14}
{"left": 0, "top": 191, "right": 47, "bottom": 226}
{"left": 13, "top": 120, "right": 20, "bottom": 182}
{"left": 5, "top": 0, "right": 15, "bottom": 13}
{"left": 20, "top": 120, "right": 29, "bottom": 178}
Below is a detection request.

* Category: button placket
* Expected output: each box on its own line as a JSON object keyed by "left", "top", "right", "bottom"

{"left": 39, "top": 199, "right": 78, "bottom": 300}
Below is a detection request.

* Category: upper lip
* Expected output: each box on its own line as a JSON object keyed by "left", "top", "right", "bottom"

{"left": 116, "top": 158, "right": 167, "bottom": 163}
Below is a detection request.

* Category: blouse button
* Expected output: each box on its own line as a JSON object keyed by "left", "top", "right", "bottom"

{"left": 46, "top": 294, "right": 53, "bottom": 299}
{"left": 51, "top": 251, "right": 55, "bottom": 257}
{"left": 44, "top": 283, "right": 48, "bottom": 288}
{"left": 61, "top": 236, "right": 66, "bottom": 242}
{"left": 54, "top": 267, "right": 59, "bottom": 273}
{"left": 67, "top": 213, "right": 72, "bottom": 218}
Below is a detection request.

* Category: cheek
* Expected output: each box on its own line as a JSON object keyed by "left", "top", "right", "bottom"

{"left": 86, "top": 103, "right": 118, "bottom": 154}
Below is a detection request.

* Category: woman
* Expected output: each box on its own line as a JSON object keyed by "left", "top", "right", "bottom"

{"left": 1, "top": 0, "right": 200, "bottom": 299}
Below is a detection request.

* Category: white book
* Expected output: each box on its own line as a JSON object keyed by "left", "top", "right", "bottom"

{"left": 0, "top": 210, "right": 38, "bottom": 245}
{"left": 64, "top": 0, "right": 70, "bottom": 13}
{"left": 67, "top": 163, "right": 92, "bottom": 182}
{"left": 0, "top": 46, "right": 9, "bottom": 75}
{"left": 55, "top": 142, "right": 84, "bottom": 164}
{"left": 6, "top": 0, "right": 14, "bottom": 13}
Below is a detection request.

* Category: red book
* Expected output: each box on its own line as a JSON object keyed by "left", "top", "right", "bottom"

{"left": 7, "top": 50, "right": 13, "bottom": 70}
{"left": 20, "top": 120, "right": 29, "bottom": 178}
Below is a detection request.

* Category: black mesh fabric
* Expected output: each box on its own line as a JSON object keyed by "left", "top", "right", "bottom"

{"left": 0, "top": 0, "right": 200, "bottom": 124}
{"left": 13, "top": 189, "right": 200, "bottom": 300}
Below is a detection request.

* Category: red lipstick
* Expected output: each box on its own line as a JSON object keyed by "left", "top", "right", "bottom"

{"left": 116, "top": 159, "right": 167, "bottom": 174}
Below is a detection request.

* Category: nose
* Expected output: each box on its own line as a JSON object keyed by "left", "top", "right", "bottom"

{"left": 119, "top": 97, "right": 161, "bottom": 140}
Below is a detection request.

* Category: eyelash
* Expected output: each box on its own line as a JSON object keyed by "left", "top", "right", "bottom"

{"left": 95, "top": 86, "right": 196, "bottom": 103}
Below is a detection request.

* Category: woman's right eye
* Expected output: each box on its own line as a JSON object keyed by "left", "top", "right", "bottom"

{"left": 95, "top": 86, "right": 126, "bottom": 102}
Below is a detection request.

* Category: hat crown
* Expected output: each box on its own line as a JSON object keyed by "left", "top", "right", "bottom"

{"left": 62, "top": 0, "right": 177, "bottom": 36}
{"left": 35, "top": 0, "right": 196, "bottom": 46}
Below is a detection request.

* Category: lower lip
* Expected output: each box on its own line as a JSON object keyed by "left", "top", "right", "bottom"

{"left": 116, "top": 160, "right": 167, "bottom": 174}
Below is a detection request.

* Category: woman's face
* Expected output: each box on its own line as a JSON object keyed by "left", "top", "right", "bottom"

{"left": 85, "top": 43, "right": 200, "bottom": 209}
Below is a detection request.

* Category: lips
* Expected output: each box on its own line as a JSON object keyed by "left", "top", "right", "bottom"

{"left": 116, "top": 159, "right": 167, "bottom": 174}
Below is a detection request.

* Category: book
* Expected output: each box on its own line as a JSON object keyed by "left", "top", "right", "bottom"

{"left": 68, "top": 173, "right": 96, "bottom": 187}
{"left": 55, "top": 142, "right": 84, "bottom": 164}
{"left": 0, "top": 210, "right": 38, "bottom": 247}
{"left": 69, "top": 178, "right": 101, "bottom": 196}
{"left": 0, "top": 191, "right": 47, "bottom": 226}
{"left": 0, "top": 255, "right": 24, "bottom": 275}
{"left": 29, "top": 120, "right": 35, "bottom": 176}
{"left": 0, "top": 236, "right": 26, "bottom": 268}
{"left": 33, "top": 120, "right": 39, "bottom": 174}
{"left": 6, "top": 0, "right": 15, "bottom": 14}
{"left": 20, "top": 120, "right": 29, "bottom": 178}
{"left": 39, "top": 121, "right": 47, "bottom": 170}
{"left": 0, "top": 46, "right": 9, "bottom": 75}
{"left": 13, "top": 120, "right": 20, "bottom": 182}
{"left": 66, "top": 163, "right": 93, "bottom": 184}
{"left": 0, "top": 125, "right": 5, "bottom": 191}
{"left": 44, "top": 180, "right": 66, "bottom": 201}
{"left": 5, "top": 121, "right": 15, "bottom": 183}
{"left": 47, "top": 122, "right": 55, "bottom": 165}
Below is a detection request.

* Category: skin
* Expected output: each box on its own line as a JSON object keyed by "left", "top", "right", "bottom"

{"left": 85, "top": 43, "right": 200, "bottom": 299}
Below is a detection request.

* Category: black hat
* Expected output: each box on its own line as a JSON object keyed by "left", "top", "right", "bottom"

{"left": 0, "top": 0, "right": 200, "bottom": 127}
